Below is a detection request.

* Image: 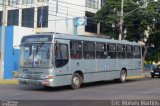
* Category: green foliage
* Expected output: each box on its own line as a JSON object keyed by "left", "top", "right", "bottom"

{"left": 96, "top": 0, "right": 160, "bottom": 62}
{"left": 96, "top": 0, "right": 160, "bottom": 41}
{"left": 146, "top": 30, "right": 160, "bottom": 62}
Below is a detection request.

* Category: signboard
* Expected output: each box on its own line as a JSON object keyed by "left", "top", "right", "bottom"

{"left": 21, "top": 35, "right": 53, "bottom": 43}
{"left": 73, "top": 17, "right": 87, "bottom": 26}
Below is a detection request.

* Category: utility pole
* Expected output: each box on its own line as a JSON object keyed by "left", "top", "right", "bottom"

{"left": 0, "top": 0, "right": 7, "bottom": 79}
{"left": 119, "top": 0, "right": 124, "bottom": 41}
{"left": 54, "top": 0, "right": 59, "bottom": 34}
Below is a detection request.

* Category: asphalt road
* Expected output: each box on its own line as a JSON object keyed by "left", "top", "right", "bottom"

{"left": 0, "top": 77, "right": 160, "bottom": 106}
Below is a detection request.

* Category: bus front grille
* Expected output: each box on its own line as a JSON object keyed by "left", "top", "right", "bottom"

{"left": 26, "top": 74, "right": 42, "bottom": 80}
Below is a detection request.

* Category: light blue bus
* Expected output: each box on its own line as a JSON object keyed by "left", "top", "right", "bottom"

{"left": 18, "top": 34, "right": 142, "bottom": 89}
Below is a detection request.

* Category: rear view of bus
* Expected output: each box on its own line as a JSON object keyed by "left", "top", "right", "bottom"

{"left": 18, "top": 35, "right": 54, "bottom": 87}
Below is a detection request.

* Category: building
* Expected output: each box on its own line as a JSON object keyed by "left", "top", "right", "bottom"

{"left": 0, "top": 0, "right": 105, "bottom": 36}
{"left": 0, "top": 26, "right": 33, "bottom": 79}
{"left": 0, "top": 0, "right": 105, "bottom": 79}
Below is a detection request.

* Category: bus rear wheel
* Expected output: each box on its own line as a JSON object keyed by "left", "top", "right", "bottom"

{"left": 119, "top": 70, "right": 127, "bottom": 83}
{"left": 71, "top": 73, "right": 82, "bottom": 90}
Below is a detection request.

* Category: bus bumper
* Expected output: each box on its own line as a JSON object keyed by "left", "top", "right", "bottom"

{"left": 18, "top": 78, "right": 54, "bottom": 87}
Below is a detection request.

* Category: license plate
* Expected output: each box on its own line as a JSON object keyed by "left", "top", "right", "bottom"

{"left": 155, "top": 73, "right": 159, "bottom": 75}
{"left": 29, "top": 80, "right": 39, "bottom": 85}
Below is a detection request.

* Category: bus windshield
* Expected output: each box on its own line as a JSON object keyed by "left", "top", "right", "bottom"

{"left": 20, "top": 43, "right": 52, "bottom": 68}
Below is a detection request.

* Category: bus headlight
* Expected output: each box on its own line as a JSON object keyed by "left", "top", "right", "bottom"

{"left": 41, "top": 75, "right": 48, "bottom": 79}
{"left": 19, "top": 74, "right": 26, "bottom": 78}
{"left": 41, "top": 75, "right": 53, "bottom": 79}
{"left": 48, "top": 75, "right": 54, "bottom": 79}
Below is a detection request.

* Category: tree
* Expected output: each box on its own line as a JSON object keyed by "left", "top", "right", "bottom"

{"left": 96, "top": 0, "right": 160, "bottom": 64}
{"left": 146, "top": 30, "right": 160, "bottom": 63}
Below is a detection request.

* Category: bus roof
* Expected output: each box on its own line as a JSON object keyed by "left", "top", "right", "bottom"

{"left": 21, "top": 34, "right": 140, "bottom": 46}
{"left": 53, "top": 34, "right": 140, "bottom": 46}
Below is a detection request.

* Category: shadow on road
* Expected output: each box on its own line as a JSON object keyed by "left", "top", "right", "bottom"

{"left": 18, "top": 77, "right": 151, "bottom": 92}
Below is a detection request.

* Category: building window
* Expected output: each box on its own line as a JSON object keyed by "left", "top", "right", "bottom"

{"left": 101, "top": 0, "right": 105, "bottom": 7}
{"left": 22, "top": 8, "right": 34, "bottom": 28}
{"left": 0, "top": 11, "right": 2, "bottom": 26}
{"left": 8, "top": 0, "right": 19, "bottom": 5}
{"left": 37, "top": 6, "right": 48, "bottom": 28}
{"left": 7, "top": 9, "right": 19, "bottom": 26}
{"left": 85, "top": 11, "right": 97, "bottom": 33}
{"left": 22, "top": 0, "right": 34, "bottom": 4}
{"left": 86, "top": 0, "right": 98, "bottom": 9}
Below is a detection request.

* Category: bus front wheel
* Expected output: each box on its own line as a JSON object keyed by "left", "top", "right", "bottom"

{"left": 71, "top": 73, "right": 82, "bottom": 90}
{"left": 119, "top": 70, "right": 127, "bottom": 83}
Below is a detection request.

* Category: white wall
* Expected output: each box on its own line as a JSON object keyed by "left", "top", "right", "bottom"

{"left": 35, "top": 0, "right": 100, "bottom": 36}
{"left": 13, "top": 26, "right": 35, "bottom": 48}
{"left": 0, "top": 0, "right": 101, "bottom": 36}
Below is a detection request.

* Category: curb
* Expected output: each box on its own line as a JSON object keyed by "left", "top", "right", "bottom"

{"left": 127, "top": 76, "right": 145, "bottom": 79}
{"left": 0, "top": 79, "right": 18, "bottom": 84}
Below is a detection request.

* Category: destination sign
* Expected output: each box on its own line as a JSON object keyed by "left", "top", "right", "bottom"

{"left": 21, "top": 35, "right": 53, "bottom": 43}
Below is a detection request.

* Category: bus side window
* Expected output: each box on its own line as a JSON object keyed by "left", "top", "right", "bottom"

{"left": 107, "top": 44, "right": 116, "bottom": 59}
{"left": 126, "top": 45, "right": 133, "bottom": 59}
{"left": 70, "top": 41, "right": 82, "bottom": 59}
{"left": 134, "top": 46, "right": 141, "bottom": 59}
{"left": 117, "top": 44, "right": 125, "bottom": 59}
{"left": 55, "top": 43, "right": 69, "bottom": 67}
{"left": 83, "top": 42, "right": 95, "bottom": 59}
{"left": 96, "top": 43, "right": 107, "bottom": 59}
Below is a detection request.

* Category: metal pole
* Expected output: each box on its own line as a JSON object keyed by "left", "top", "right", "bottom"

{"left": 97, "top": 23, "right": 100, "bottom": 34}
{"left": 56, "top": 0, "right": 58, "bottom": 13}
{"left": 0, "top": 0, "right": 7, "bottom": 79}
{"left": 73, "top": 25, "right": 77, "bottom": 35}
{"left": 54, "top": 0, "right": 58, "bottom": 34}
{"left": 119, "top": 0, "right": 124, "bottom": 41}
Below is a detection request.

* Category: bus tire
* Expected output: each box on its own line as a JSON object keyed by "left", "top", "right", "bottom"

{"left": 151, "top": 73, "right": 154, "bottom": 78}
{"left": 71, "top": 73, "right": 82, "bottom": 90}
{"left": 119, "top": 70, "right": 127, "bottom": 83}
{"left": 43, "top": 86, "right": 53, "bottom": 89}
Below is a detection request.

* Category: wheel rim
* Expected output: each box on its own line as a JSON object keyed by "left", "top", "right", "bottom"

{"left": 73, "top": 76, "right": 80, "bottom": 86}
{"left": 121, "top": 71, "right": 126, "bottom": 81}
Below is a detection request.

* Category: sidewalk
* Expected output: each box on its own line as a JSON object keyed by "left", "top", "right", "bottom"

{"left": 127, "top": 71, "right": 151, "bottom": 79}
{"left": 0, "top": 79, "right": 18, "bottom": 84}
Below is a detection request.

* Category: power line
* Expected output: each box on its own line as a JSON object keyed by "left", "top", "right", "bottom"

{"left": 0, "top": 0, "right": 104, "bottom": 21}
{"left": 0, "top": 2, "right": 86, "bottom": 23}
{"left": 0, "top": 1, "right": 86, "bottom": 17}
{"left": 0, "top": 0, "right": 116, "bottom": 29}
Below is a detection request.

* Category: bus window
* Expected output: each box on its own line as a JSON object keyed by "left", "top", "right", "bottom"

{"left": 126, "top": 45, "right": 133, "bottom": 59}
{"left": 117, "top": 44, "right": 125, "bottom": 59}
{"left": 83, "top": 41, "right": 95, "bottom": 59}
{"left": 107, "top": 44, "right": 116, "bottom": 59}
{"left": 70, "top": 41, "right": 82, "bottom": 59}
{"left": 55, "top": 43, "right": 69, "bottom": 67}
{"left": 134, "top": 46, "right": 141, "bottom": 59}
{"left": 96, "top": 43, "right": 107, "bottom": 59}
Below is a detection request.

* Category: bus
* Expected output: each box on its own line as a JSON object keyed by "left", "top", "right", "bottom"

{"left": 18, "top": 34, "right": 142, "bottom": 89}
